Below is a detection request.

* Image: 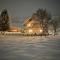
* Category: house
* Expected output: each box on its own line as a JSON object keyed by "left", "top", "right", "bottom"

{"left": 23, "top": 17, "right": 43, "bottom": 34}
{"left": 23, "top": 13, "right": 49, "bottom": 35}
{"left": 8, "top": 26, "right": 22, "bottom": 32}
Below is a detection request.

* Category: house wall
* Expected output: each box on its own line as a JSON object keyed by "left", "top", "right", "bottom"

{"left": 24, "top": 28, "right": 43, "bottom": 34}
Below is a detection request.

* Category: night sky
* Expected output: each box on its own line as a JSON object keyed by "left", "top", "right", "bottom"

{"left": 0, "top": 0, "right": 60, "bottom": 27}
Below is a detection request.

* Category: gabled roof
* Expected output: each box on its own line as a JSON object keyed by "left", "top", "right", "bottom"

{"left": 23, "top": 17, "right": 32, "bottom": 25}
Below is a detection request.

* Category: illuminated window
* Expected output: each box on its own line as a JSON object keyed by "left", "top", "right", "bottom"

{"left": 27, "top": 24, "right": 31, "bottom": 27}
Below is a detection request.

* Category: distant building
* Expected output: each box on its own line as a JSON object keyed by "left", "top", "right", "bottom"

{"left": 8, "top": 26, "right": 22, "bottom": 32}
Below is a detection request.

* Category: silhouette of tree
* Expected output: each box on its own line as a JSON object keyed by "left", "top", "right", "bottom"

{"left": 32, "top": 8, "right": 51, "bottom": 35}
{"left": 0, "top": 9, "right": 9, "bottom": 31}
{"left": 50, "top": 19, "right": 58, "bottom": 35}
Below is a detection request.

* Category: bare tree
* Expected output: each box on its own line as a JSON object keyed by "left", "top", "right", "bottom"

{"left": 50, "top": 18, "right": 58, "bottom": 35}
{"left": 32, "top": 8, "right": 51, "bottom": 35}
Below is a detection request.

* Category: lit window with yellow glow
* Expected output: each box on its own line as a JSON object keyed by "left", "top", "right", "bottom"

{"left": 11, "top": 30, "right": 18, "bottom": 32}
{"left": 27, "top": 24, "right": 31, "bottom": 27}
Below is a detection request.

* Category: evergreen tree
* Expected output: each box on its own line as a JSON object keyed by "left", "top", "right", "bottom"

{"left": 0, "top": 9, "right": 9, "bottom": 31}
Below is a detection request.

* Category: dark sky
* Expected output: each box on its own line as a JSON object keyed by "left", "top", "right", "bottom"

{"left": 0, "top": 0, "right": 60, "bottom": 27}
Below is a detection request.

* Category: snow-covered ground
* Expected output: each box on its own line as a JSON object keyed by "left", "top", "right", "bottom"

{"left": 0, "top": 35, "right": 60, "bottom": 60}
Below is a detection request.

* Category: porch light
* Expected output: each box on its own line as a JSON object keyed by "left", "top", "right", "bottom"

{"left": 29, "top": 29, "right": 33, "bottom": 33}
{"left": 40, "top": 29, "right": 43, "bottom": 33}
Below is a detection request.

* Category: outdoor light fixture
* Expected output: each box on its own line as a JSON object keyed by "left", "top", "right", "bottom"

{"left": 40, "top": 29, "right": 43, "bottom": 33}
{"left": 29, "top": 29, "right": 33, "bottom": 33}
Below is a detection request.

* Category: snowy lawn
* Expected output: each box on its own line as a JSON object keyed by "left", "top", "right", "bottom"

{"left": 0, "top": 35, "right": 60, "bottom": 60}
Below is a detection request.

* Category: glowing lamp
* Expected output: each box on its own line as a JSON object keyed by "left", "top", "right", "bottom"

{"left": 40, "top": 29, "right": 43, "bottom": 33}
{"left": 29, "top": 29, "right": 33, "bottom": 33}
